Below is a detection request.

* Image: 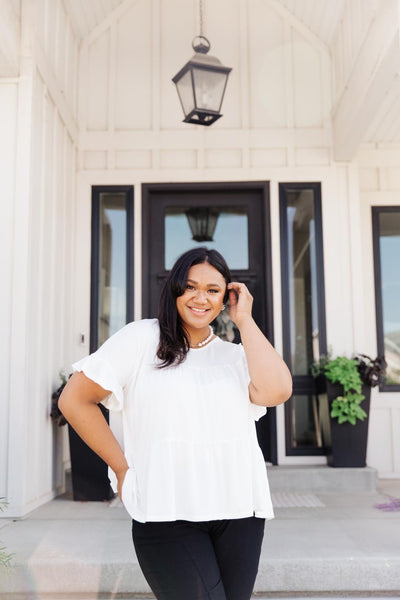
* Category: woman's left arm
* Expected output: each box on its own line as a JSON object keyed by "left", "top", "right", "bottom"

{"left": 228, "top": 282, "right": 292, "bottom": 407}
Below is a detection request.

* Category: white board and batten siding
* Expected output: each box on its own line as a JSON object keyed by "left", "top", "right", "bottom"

{"left": 1, "top": 0, "right": 79, "bottom": 516}
{"left": 78, "top": 0, "right": 328, "bottom": 471}
{"left": 2, "top": 0, "right": 400, "bottom": 516}
{"left": 358, "top": 144, "right": 400, "bottom": 479}
{"left": 75, "top": 0, "right": 400, "bottom": 477}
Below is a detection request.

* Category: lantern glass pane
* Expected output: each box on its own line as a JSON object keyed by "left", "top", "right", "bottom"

{"left": 175, "top": 69, "right": 195, "bottom": 115}
{"left": 192, "top": 68, "right": 227, "bottom": 111}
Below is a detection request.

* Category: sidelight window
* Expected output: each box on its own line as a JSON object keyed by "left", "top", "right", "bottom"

{"left": 372, "top": 207, "right": 400, "bottom": 389}
{"left": 90, "top": 186, "right": 134, "bottom": 351}
{"left": 280, "top": 183, "right": 327, "bottom": 455}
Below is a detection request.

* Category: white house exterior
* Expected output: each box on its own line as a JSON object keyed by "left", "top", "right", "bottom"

{"left": 1, "top": 0, "right": 400, "bottom": 518}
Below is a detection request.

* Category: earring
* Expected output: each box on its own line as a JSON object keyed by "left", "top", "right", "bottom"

{"left": 221, "top": 304, "right": 226, "bottom": 311}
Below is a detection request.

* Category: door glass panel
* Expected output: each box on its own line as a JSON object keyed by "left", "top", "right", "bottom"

{"left": 165, "top": 206, "right": 249, "bottom": 270}
{"left": 378, "top": 211, "right": 400, "bottom": 384}
{"left": 290, "top": 394, "right": 329, "bottom": 448}
{"left": 98, "top": 193, "right": 127, "bottom": 345}
{"left": 286, "top": 190, "right": 320, "bottom": 375}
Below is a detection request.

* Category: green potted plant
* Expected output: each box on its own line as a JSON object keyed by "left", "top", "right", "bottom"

{"left": 51, "top": 372, "right": 114, "bottom": 501}
{"left": 311, "top": 354, "right": 386, "bottom": 467}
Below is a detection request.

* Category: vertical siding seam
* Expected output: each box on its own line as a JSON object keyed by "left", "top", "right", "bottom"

{"left": 239, "top": 0, "right": 249, "bottom": 132}
{"left": 107, "top": 23, "right": 116, "bottom": 169}
{"left": 152, "top": 0, "right": 160, "bottom": 133}
{"left": 8, "top": 0, "right": 37, "bottom": 508}
{"left": 239, "top": 0, "right": 249, "bottom": 167}
{"left": 56, "top": 126, "right": 66, "bottom": 380}
{"left": 347, "top": 162, "right": 365, "bottom": 352}
{"left": 151, "top": 0, "right": 160, "bottom": 169}
{"left": 77, "top": 41, "right": 88, "bottom": 170}
{"left": 284, "top": 22, "right": 294, "bottom": 166}
{"left": 70, "top": 140, "right": 78, "bottom": 366}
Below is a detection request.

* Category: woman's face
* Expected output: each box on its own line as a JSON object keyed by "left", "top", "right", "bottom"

{"left": 176, "top": 262, "right": 226, "bottom": 336}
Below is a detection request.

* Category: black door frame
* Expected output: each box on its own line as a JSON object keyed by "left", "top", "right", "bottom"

{"left": 141, "top": 181, "right": 277, "bottom": 464}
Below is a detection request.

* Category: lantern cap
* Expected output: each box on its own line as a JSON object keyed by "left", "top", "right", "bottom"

{"left": 192, "top": 35, "right": 211, "bottom": 54}
{"left": 172, "top": 51, "right": 232, "bottom": 84}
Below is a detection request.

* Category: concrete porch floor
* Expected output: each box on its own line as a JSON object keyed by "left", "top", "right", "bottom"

{"left": 0, "top": 474, "right": 400, "bottom": 599}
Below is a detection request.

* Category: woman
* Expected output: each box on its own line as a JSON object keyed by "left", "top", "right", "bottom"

{"left": 59, "top": 247, "right": 292, "bottom": 600}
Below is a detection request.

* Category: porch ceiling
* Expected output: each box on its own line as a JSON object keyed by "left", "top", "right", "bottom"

{"left": 63, "top": 0, "right": 125, "bottom": 38}
{"left": 277, "top": 0, "right": 346, "bottom": 46}
{"left": 62, "top": 0, "right": 400, "bottom": 154}
{"left": 64, "top": 0, "right": 347, "bottom": 45}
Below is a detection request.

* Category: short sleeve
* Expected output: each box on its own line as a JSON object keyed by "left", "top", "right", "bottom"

{"left": 238, "top": 344, "right": 267, "bottom": 422}
{"left": 72, "top": 320, "right": 156, "bottom": 411}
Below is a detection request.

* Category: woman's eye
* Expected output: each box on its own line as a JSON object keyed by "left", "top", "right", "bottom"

{"left": 208, "top": 289, "right": 219, "bottom": 294}
{"left": 186, "top": 284, "right": 195, "bottom": 290}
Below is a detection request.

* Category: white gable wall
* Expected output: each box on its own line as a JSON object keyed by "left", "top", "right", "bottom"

{"left": 74, "top": 0, "right": 368, "bottom": 469}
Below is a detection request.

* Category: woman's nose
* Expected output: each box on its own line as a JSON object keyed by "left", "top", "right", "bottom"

{"left": 193, "top": 289, "right": 207, "bottom": 302}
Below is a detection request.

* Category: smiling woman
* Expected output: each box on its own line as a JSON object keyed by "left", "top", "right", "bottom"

{"left": 59, "top": 246, "right": 292, "bottom": 600}
{"left": 156, "top": 247, "right": 231, "bottom": 367}
{"left": 176, "top": 264, "right": 226, "bottom": 345}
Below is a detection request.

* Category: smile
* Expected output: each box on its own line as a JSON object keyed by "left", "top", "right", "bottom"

{"left": 188, "top": 307, "right": 209, "bottom": 313}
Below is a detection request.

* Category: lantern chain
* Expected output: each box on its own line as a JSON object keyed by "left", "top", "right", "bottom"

{"left": 199, "top": 0, "right": 204, "bottom": 37}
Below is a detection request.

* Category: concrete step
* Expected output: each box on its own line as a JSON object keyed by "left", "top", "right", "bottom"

{"left": 0, "top": 596, "right": 398, "bottom": 600}
{"left": 267, "top": 466, "right": 378, "bottom": 493}
{"left": 1, "top": 479, "right": 399, "bottom": 597}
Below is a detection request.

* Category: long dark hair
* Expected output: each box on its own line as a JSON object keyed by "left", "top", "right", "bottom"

{"left": 157, "top": 247, "right": 231, "bottom": 368}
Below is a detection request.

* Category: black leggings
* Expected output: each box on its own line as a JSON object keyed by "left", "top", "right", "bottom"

{"left": 132, "top": 516, "right": 265, "bottom": 600}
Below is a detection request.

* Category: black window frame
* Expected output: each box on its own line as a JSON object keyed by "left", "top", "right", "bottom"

{"left": 279, "top": 182, "right": 327, "bottom": 456}
{"left": 90, "top": 185, "right": 134, "bottom": 353}
{"left": 372, "top": 205, "right": 400, "bottom": 392}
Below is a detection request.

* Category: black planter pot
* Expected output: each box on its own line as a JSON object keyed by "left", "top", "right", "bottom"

{"left": 326, "top": 382, "right": 371, "bottom": 468}
{"left": 67, "top": 404, "right": 114, "bottom": 501}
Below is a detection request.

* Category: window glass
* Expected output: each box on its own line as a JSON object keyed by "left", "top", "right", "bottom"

{"left": 378, "top": 211, "right": 400, "bottom": 385}
{"left": 97, "top": 193, "right": 127, "bottom": 345}
{"left": 165, "top": 206, "right": 249, "bottom": 270}
{"left": 286, "top": 190, "right": 320, "bottom": 375}
{"left": 289, "top": 394, "right": 329, "bottom": 448}
{"left": 280, "top": 183, "right": 326, "bottom": 454}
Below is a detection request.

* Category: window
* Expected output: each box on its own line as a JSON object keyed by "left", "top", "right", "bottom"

{"left": 90, "top": 186, "right": 134, "bottom": 352}
{"left": 280, "top": 183, "right": 327, "bottom": 455}
{"left": 164, "top": 206, "right": 249, "bottom": 270}
{"left": 372, "top": 207, "right": 400, "bottom": 390}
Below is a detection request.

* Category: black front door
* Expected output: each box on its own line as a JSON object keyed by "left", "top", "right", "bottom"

{"left": 142, "top": 181, "right": 277, "bottom": 464}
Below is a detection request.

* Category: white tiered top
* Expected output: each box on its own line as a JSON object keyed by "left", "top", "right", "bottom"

{"left": 72, "top": 319, "right": 274, "bottom": 523}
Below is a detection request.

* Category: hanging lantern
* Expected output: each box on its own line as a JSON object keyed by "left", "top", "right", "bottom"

{"left": 186, "top": 207, "right": 219, "bottom": 241}
{"left": 172, "top": 36, "right": 231, "bottom": 126}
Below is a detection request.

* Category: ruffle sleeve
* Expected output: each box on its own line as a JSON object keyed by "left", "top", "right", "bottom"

{"left": 72, "top": 354, "right": 124, "bottom": 411}
{"left": 71, "top": 319, "right": 158, "bottom": 412}
{"left": 249, "top": 401, "right": 267, "bottom": 421}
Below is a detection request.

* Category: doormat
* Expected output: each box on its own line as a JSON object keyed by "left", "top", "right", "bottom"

{"left": 271, "top": 492, "right": 325, "bottom": 508}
